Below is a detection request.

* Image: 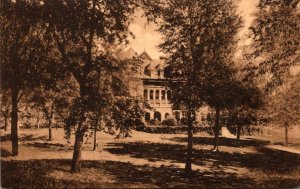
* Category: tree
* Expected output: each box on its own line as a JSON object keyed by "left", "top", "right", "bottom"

{"left": 29, "top": 78, "right": 77, "bottom": 141}
{"left": 42, "top": 0, "right": 137, "bottom": 173}
{"left": 192, "top": 0, "right": 242, "bottom": 151}
{"left": 143, "top": 0, "right": 242, "bottom": 174}
{"left": 267, "top": 74, "right": 300, "bottom": 146}
{"left": 94, "top": 56, "right": 150, "bottom": 148}
{"left": 224, "top": 84, "right": 264, "bottom": 141}
{"left": 246, "top": 0, "right": 300, "bottom": 145}
{"left": 0, "top": 0, "right": 49, "bottom": 156}
{"left": 202, "top": 65, "right": 242, "bottom": 151}
{"left": 108, "top": 96, "right": 146, "bottom": 138}
{"left": 248, "top": 0, "right": 300, "bottom": 92}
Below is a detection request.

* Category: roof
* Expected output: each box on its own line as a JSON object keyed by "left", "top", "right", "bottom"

{"left": 139, "top": 51, "right": 153, "bottom": 61}
{"left": 142, "top": 59, "right": 165, "bottom": 71}
{"left": 117, "top": 47, "right": 138, "bottom": 60}
{"left": 116, "top": 48, "right": 167, "bottom": 77}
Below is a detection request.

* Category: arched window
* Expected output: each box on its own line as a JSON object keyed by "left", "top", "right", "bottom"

{"left": 161, "top": 90, "right": 166, "bottom": 100}
{"left": 144, "top": 89, "right": 148, "bottom": 99}
{"left": 150, "top": 90, "right": 154, "bottom": 100}
{"left": 154, "top": 112, "right": 161, "bottom": 121}
{"left": 155, "top": 90, "right": 159, "bottom": 100}
{"left": 165, "top": 113, "right": 169, "bottom": 119}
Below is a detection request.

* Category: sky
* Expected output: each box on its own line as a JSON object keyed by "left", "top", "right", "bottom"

{"left": 128, "top": 0, "right": 259, "bottom": 59}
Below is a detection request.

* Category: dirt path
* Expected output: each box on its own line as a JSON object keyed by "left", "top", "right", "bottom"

{"left": 266, "top": 144, "right": 300, "bottom": 154}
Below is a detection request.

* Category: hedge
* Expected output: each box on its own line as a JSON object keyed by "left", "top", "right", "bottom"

{"left": 136, "top": 125, "right": 213, "bottom": 134}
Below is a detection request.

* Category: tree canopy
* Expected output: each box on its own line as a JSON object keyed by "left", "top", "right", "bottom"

{"left": 247, "top": 0, "right": 300, "bottom": 91}
{"left": 143, "top": 0, "right": 243, "bottom": 173}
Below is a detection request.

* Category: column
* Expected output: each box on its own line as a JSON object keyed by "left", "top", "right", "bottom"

{"left": 165, "top": 91, "right": 168, "bottom": 107}
{"left": 153, "top": 89, "right": 156, "bottom": 105}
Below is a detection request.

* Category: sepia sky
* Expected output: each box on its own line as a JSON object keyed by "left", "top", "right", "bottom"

{"left": 128, "top": 0, "right": 259, "bottom": 59}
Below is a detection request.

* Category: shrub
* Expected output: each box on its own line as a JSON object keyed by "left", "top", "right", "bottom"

{"left": 142, "top": 125, "right": 212, "bottom": 134}
{"left": 162, "top": 118, "right": 177, "bottom": 126}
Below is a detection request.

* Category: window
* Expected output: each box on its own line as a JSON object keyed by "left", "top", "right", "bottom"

{"left": 167, "top": 90, "right": 171, "bottom": 100}
{"left": 154, "top": 112, "right": 161, "bottom": 121}
{"left": 145, "top": 112, "right": 150, "bottom": 122}
{"left": 144, "top": 68, "right": 150, "bottom": 76}
{"left": 155, "top": 90, "right": 159, "bottom": 100}
{"left": 161, "top": 90, "right": 166, "bottom": 100}
{"left": 165, "top": 113, "right": 169, "bottom": 119}
{"left": 150, "top": 90, "right": 154, "bottom": 100}
{"left": 144, "top": 89, "right": 148, "bottom": 99}
{"left": 144, "top": 65, "right": 151, "bottom": 76}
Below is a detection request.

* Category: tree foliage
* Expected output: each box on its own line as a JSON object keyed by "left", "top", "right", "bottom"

{"left": 40, "top": 0, "right": 137, "bottom": 172}
{"left": 266, "top": 74, "right": 300, "bottom": 145}
{"left": 0, "top": 91, "right": 11, "bottom": 131}
{"left": 247, "top": 0, "right": 300, "bottom": 91}
{"left": 143, "top": 0, "right": 242, "bottom": 173}
{"left": 0, "top": 0, "right": 50, "bottom": 156}
{"left": 224, "top": 82, "right": 264, "bottom": 140}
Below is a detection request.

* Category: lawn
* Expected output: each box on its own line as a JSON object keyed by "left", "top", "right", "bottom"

{"left": 1, "top": 128, "right": 300, "bottom": 188}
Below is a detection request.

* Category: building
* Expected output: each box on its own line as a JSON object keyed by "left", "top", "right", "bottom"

{"left": 117, "top": 47, "right": 200, "bottom": 125}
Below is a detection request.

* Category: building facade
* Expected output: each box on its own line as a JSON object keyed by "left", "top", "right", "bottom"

{"left": 117, "top": 48, "right": 188, "bottom": 124}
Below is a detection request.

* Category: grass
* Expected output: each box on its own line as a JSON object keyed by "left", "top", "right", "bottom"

{"left": 1, "top": 128, "right": 300, "bottom": 188}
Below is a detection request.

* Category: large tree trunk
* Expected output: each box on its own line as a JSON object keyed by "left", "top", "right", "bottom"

{"left": 71, "top": 131, "right": 84, "bottom": 173}
{"left": 48, "top": 119, "right": 52, "bottom": 141}
{"left": 93, "top": 124, "right": 97, "bottom": 151}
{"left": 71, "top": 84, "right": 88, "bottom": 173}
{"left": 93, "top": 110, "right": 100, "bottom": 151}
{"left": 236, "top": 125, "right": 241, "bottom": 141}
{"left": 185, "top": 109, "right": 193, "bottom": 175}
{"left": 213, "top": 107, "right": 220, "bottom": 151}
{"left": 284, "top": 123, "right": 288, "bottom": 146}
{"left": 11, "top": 87, "right": 19, "bottom": 156}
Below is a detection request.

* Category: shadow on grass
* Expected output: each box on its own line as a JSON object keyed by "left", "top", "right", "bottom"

{"left": 1, "top": 148, "right": 12, "bottom": 157}
{"left": 0, "top": 134, "right": 11, "bottom": 142}
{"left": 169, "top": 136, "right": 270, "bottom": 148}
{"left": 105, "top": 141, "right": 300, "bottom": 173}
{"left": 19, "top": 134, "right": 48, "bottom": 142}
{"left": 0, "top": 159, "right": 252, "bottom": 189}
{"left": 25, "top": 142, "right": 71, "bottom": 151}
{"left": 0, "top": 134, "right": 48, "bottom": 142}
{"left": 2, "top": 159, "right": 300, "bottom": 189}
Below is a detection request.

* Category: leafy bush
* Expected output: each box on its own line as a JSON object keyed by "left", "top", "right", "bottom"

{"left": 142, "top": 126, "right": 212, "bottom": 134}
{"left": 149, "top": 119, "right": 161, "bottom": 126}
{"left": 162, "top": 118, "right": 177, "bottom": 126}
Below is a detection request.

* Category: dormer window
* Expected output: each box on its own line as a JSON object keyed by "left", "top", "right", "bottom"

{"left": 144, "top": 65, "right": 151, "bottom": 76}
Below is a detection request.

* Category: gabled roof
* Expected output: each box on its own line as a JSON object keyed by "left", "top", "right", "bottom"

{"left": 117, "top": 47, "right": 138, "bottom": 60}
{"left": 139, "top": 51, "right": 153, "bottom": 61}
